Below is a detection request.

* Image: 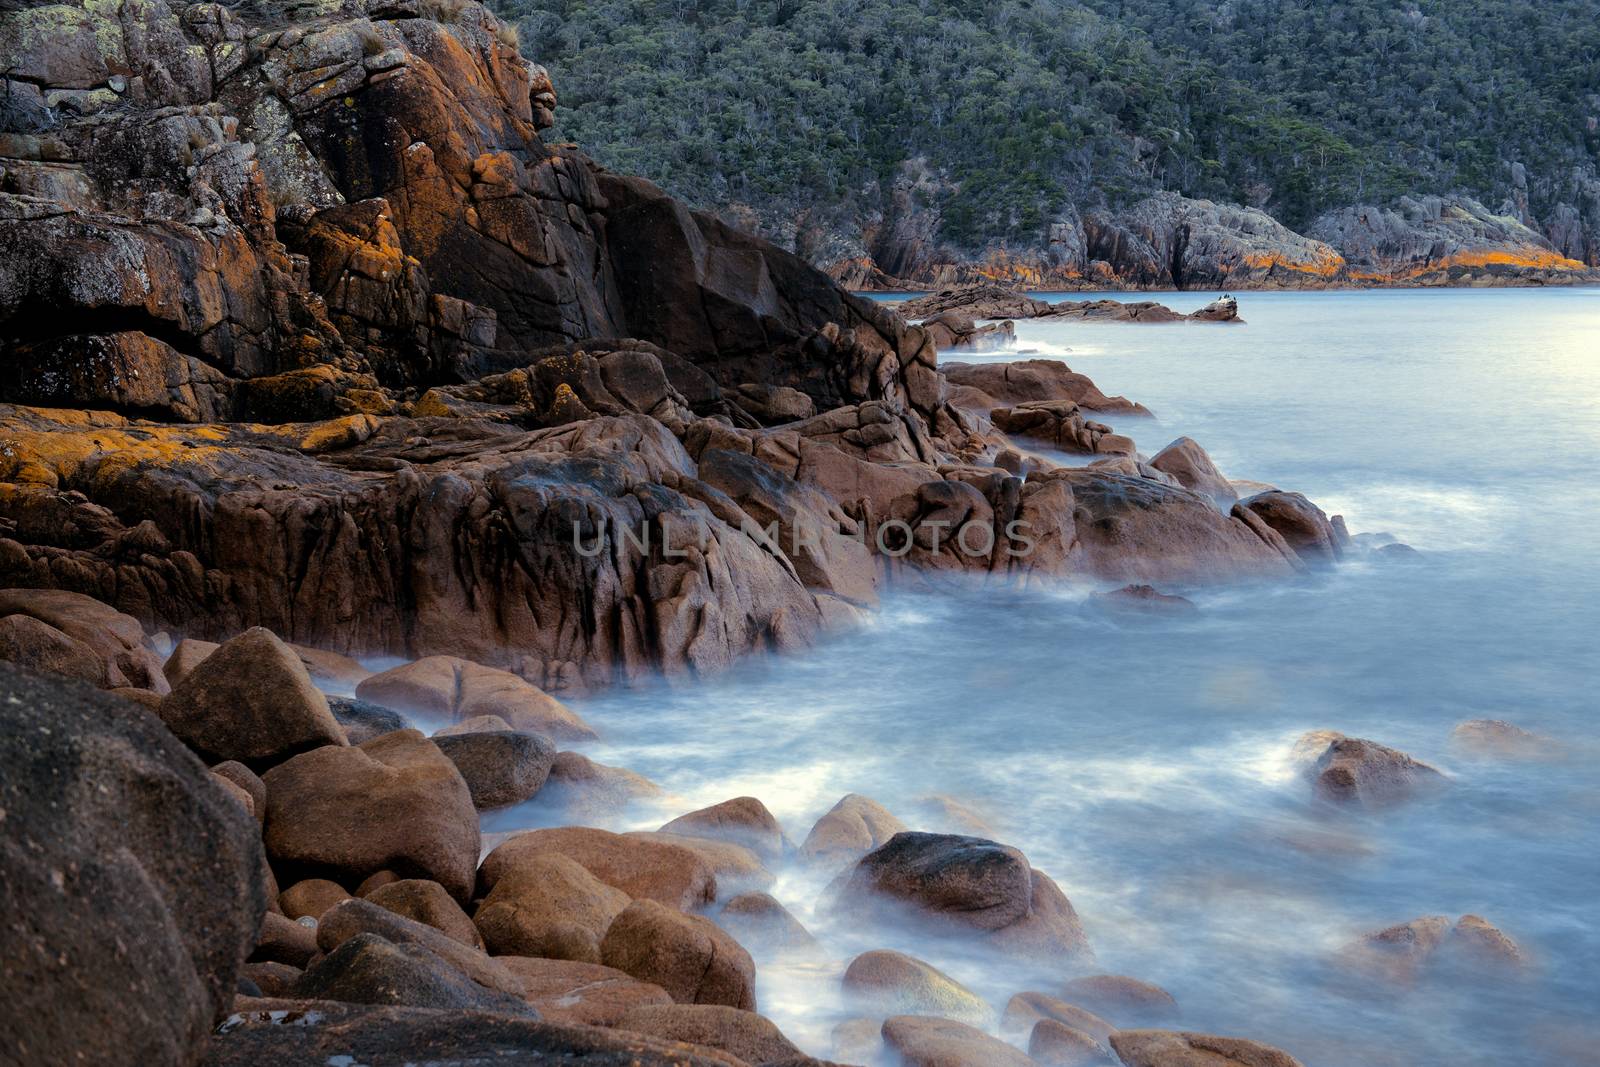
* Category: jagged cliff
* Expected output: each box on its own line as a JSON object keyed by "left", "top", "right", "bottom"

{"left": 0, "top": 0, "right": 1349, "bottom": 692}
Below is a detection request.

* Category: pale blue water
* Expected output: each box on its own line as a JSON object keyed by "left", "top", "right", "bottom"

{"left": 521, "top": 290, "right": 1600, "bottom": 1064}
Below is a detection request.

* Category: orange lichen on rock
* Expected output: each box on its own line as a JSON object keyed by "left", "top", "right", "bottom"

{"left": 1241, "top": 247, "right": 1347, "bottom": 278}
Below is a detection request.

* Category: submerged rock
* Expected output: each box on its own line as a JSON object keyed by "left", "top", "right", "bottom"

{"left": 1059, "top": 975, "right": 1179, "bottom": 1025}
{"left": 1307, "top": 736, "right": 1446, "bottom": 809}
{"left": 1003, "top": 992, "right": 1117, "bottom": 1043}
{"left": 1030, "top": 1017, "right": 1112, "bottom": 1066}
{"left": 1449, "top": 719, "right": 1561, "bottom": 760}
{"left": 1109, "top": 1029, "right": 1304, "bottom": 1067}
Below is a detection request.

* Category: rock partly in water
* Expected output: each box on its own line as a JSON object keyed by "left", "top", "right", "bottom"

{"left": 1030, "top": 1018, "right": 1113, "bottom": 1067}
{"left": 535, "top": 750, "right": 666, "bottom": 821}
{"left": 1003, "top": 992, "right": 1117, "bottom": 1043}
{"left": 840, "top": 949, "right": 991, "bottom": 1026}
{"left": 1059, "top": 976, "right": 1180, "bottom": 1025}
{"left": 717, "top": 892, "right": 819, "bottom": 954}
{"left": 659, "top": 796, "right": 789, "bottom": 862}
{"left": 1449, "top": 719, "right": 1561, "bottom": 761}
{"left": 0, "top": 663, "right": 266, "bottom": 1067}
{"left": 801, "top": 793, "right": 907, "bottom": 866}
{"left": 600, "top": 900, "right": 758, "bottom": 1010}
{"left": 433, "top": 730, "right": 556, "bottom": 810}
{"left": 1150, "top": 438, "right": 1238, "bottom": 510}
{"left": 1341, "top": 914, "right": 1524, "bottom": 985}
{"left": 1307, "top": 736, "right": 1446, "bottom": 809}
{"left": 356, "top": 656, "right": 598, "bottom": 741}
{"left": 327, "top": 697, "right": 410, "bottom": 745}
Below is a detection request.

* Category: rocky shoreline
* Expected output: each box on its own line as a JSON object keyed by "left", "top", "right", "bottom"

{"left": 0, "top": 0, "right": 1511, "bottom": 1064}
{"left": 827, "top": 191, "right": 1600, "bottom": 292}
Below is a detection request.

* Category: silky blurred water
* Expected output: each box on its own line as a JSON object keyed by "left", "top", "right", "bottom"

{"left": 513, "top": 289, "right": 1600, "bottom": 1065}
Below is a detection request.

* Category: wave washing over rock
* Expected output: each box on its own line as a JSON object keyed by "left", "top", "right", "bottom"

{"left": 0, "top": 1, "right": 1406, "bottom": 1065}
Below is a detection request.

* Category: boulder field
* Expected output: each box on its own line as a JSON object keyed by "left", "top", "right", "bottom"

{"left": 0, "top": 0, "right": 1441, "bottom": 1064}
{"left": 0, "top": 605, "right": 1510, "bottom": 1065}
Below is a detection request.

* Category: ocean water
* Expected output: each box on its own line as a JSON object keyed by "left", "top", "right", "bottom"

{"left": 502, "top": 289, "right": 1600, "bottom": 1065}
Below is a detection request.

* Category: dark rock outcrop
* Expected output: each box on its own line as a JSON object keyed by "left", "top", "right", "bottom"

{"left": 205, "top": 999, "right": 743, "bottom": 1066}
{"left": 0, "top": 664, "right": 267, "bottom": 1067}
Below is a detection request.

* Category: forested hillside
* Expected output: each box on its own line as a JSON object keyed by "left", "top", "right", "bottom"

{"left": 488, "top": 0, "right": 1600, "bottom": 286}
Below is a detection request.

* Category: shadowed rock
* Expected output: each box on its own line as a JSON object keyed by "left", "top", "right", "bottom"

{"left": 0, "top": 664, "right": 266, "bottom": 1067}
{"left": 292, "top": 933, "right": 534, "bottom": 1016}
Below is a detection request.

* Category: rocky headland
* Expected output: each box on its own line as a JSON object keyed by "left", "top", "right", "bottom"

{"left": 827, "top": 189, "right": 1600, "bottom": 292}
{"left": 0, "top": 1, "right": 1485, "bottom": 1065}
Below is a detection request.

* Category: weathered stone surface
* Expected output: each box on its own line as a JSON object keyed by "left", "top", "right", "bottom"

{"left": 479, "top": 827, "right": 716, "bottom": 911}
{"left": 841, "top": 950, "right": 991, "bottom": 1025}
{"left": 0, "top": 588, "right": 166, "bottom": 692}
{"left": 633, "top": 831, "right": 774, "bottom": 896}
{"left": 160, "top": 626, "right": 345, "bottom": 770}
{"left": 251, "top": 911, "right": 320, "bottom": 968}
{"left": 660, "top": 796, "right": 789, "bottom": 862}
{"left": 366, "top": 879, "right": 484, "bottom": 950}
{"left": 204, "top": 999, "right": 743, "bottom": 1066}
{"left": 293, "top": 933, "right": 536, "bottom": 1016}
{"left": 600, "top": 900, "right": 757, "bottom": 1010}
{"left": 238, "top": 962, "right": 301, "bottom": 998}
{"left": 433, "top": 729, "right": 556, "bottom": 810}
{"left": 942, "top": 359, "right": 1149, "bottom": 415}
{"left": 356, "top": 656, "right": 597, "bottom": 741}
{"left": 328, "top": 696, "right": 410, "bottom": 744}
{"left": 0, "top": 664, "right": 266, "bottom": 1067}
{"left": 499, "top": 957, "right": 673, "bottom": 1026}
{"left": 263, "top": 729, "right": 479, "bottom": 902}
{"left": 1060, "top": 976, "right": 1179, "bottom": 1024}
{"left": 1109, "top": 1029, "right": 1304, "bottom": 1067}
{"left": 801, "top": 793, "right": 907, "bottom": 865}
{"left": 881, "top": 1015, "right": 1034, "bottom": 1067}
{"left": 1150, "top": 438, "right": 1237, "bottom": 510}
{"left": 473, "top": 852, "right": 630, "bottom": 964}
{"left": 616, "top": 1004, "right": 804, "bottom": 1064}
{"left": 1239, "top": 492, "right": 1346, "bottom": 565}
{"left": 842, "top": 832, "right": 1034, "bottom": 931}
{"left": 316, "top": 898, "right": 524, "bottom": 999}
{"left": 1307, "top": 736, "right": 1446, "bottom": 809}
{"left": 211, "top": 760, "right": 266, "bottom": 824}
{"left": 280, "top": 878, "right": 352, "bottom": 922}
